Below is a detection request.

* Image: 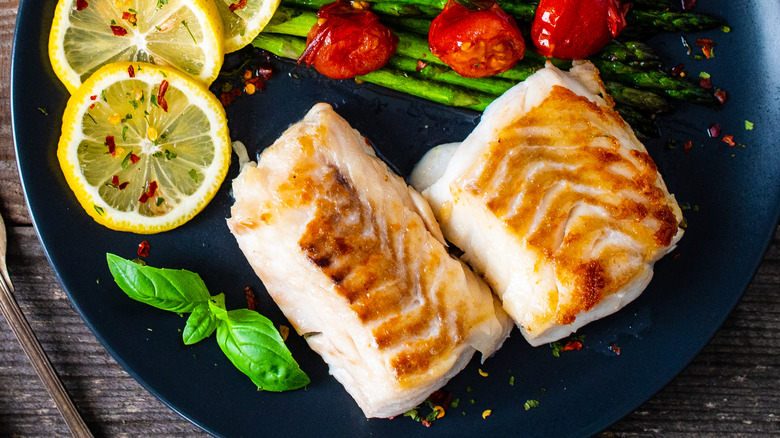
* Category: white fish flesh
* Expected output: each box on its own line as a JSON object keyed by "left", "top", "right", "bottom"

{"left": 412, "top": 61, "right": 684, "bottom": 346}
{"left": 228, "top": 103, "right": 512, "bottom": 417}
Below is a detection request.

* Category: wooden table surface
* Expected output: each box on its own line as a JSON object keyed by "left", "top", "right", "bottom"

{"left": 1, "top": 2, "right": 778, "bottom": 437}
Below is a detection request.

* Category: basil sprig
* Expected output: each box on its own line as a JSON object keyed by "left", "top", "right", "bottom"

{"left": 106, "top": 253, "right": 309, "bottom": 392}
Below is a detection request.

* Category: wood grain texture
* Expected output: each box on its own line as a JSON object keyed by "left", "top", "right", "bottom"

{"left": 0, "top": 1, "right": 778, "bottom": 436}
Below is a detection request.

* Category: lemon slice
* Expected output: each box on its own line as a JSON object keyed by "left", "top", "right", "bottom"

{"left": 213, "top": 0, "right": 280, "bottom": 53}
{"left": 49, "top": 0, "right": 225, "bottom": 94}
{"left": 57, "top": 62, "right": 231, "bottom": 234}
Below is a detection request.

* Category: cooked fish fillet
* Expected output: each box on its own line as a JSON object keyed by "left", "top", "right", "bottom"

{"left": 227, "top": 103, "right": 512, "bottom": 418}
{"left": 411, "top": 61, "right": 683, "bottom": 347}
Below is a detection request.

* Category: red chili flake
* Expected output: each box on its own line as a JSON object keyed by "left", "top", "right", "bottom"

{"left": 147, "top": 180, "right": 158, "bottom": 197}
{"left": 245, "top": 76, "right": 266, "bottom": 92}
{"left": 562, "top": 340, "right": 583, "bottom": 352}
{"left": 609, "top": 343, "right": 622, "bottom": 355}
{"left": 111, "top": 175, "right": 120, "bottom": 186}
{"left": 127, "top": 64, "right": 135, "bottom": 78}
{"left": 76, "top": 0, "right": 89, "bottom": 10}
{"left": 130, "top": 153, "right": 140, "bottom": 164}
{"left": 279, "top": 325, "right": 291, "bottom": 342}
{"left": 138, "top": 192, "right": 149, "bottom": 203}
{"left": 105, "top": 135, "right": 117, "bottom": 156}
{"left": 673, "top": 253, "right": 681, "bottom": 260}
{"left": 245, "top": 77, "right": 260, "bottom": 86}
{"left": 245, "top": 286, "right": 258, "bottom": 311}
{"left": 255, "top": 66, "right": 273, "bottom": 81}
{"left": 90, "top": 95, "right": 98, "bottom": 101}
{"left": 695, "top": 38, "right": 715, "bottom": 59}
{"left": 119, "top": 181, "right": 129, "bottom": 190}
{"left": 122, "top": 11, "right": 137, "bottom": 26}
{"left": 110, "top": 25, "right": 128, "bottom": 36}
{"left": 429, "top": 389, "right": 452, "bottom": 409}
{"left": 421, "top": 419, "right": 432, "bottom": 428}
{"left": 670, "top": 63, "right": 685, "bottom": 77}
{"left": 157, "top": 80, "right": 169, "bottom": 112}
{"left": 89, "top": 103, "right": 96, "bottom": 109}
{"left": 137, "top": 240, "right": 150, "bottom": 257}
{"left": 416, "top": 60, "right": 428, "bottom": 71}
{"left": 699, "top": 77, "right": 712, "bottom": 89}
{"left": 714, "top": 89, "right": 727, "bottom": 104}
{"left": 681, "top": 0, "right": 696, "bottom": 11}
{"left": 708, "top": 123, "right": 722, "bottom": 138}
{"left": 684, "top": 140, "right": 693, "bottom": 154}
{"left": 229, "top": 0, "right": 248, "bottom": 12}
{"left": 219, "top": 88, "right": 243, "bottom": 107}
{"left": 722, "top": 134, "right": 736, "bottom": 146}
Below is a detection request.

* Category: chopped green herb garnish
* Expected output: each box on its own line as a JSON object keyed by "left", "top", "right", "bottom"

{"left": 550, "top": 334, "right": 585, "bottom": 357}
{"left": 188, "top": 169, "right": 199, "bottom": 182}
{"left": 450, "top": 398, "right": 460, "bottom": 408}
{"left": 86, "top": 113, "right": 97, "bottom": 124}
{"left": 156, "top": 197, "right": 165, "bottom": 206}
{"left": 164, "top": 149, "right": 177, "bottom": 160}
{"left": 721, "top": 26, "right": 731, "bottom": 33}
{"left": 156, "top": 0, "right": 168, "bottom": 8}
{"left": 150, "top": 95, "right": 159, "bottom": 107}
{"left": 94, "top": 205, "right": 105, "bottom": 216}
{"left": 182, "top": 20, "right": 197, "bottom": 43}
{"left": 110, "top": 19, "right": 116, "bottom": 25}
{"left": 129, "top": 100, "right": 139, "bottom": 109}
{"left": 122, "top": 126, "right": 128, "bottom": 141}
{"left": 128, "top": 8, "right": 137, "bottom": 13}
{"left": 698, "top": 71, "right": 710, "bottom": 79}
{"left": 38, "top": 107, "right": 48, "bottom": 115}
{"left": 121, "top": 152, "right": 133, "bottom": 169}
{"left": 101, "top": 90, "right": 108, "bottom": 102}
{"left": 403, "top": 409, "right": 419, "bottom": 421}
{"left": 524, "top": 400, "right": 539, "bottom": 411}
{"left": 509, "top": 376, "right": 515, "bottom": 386}
{"left": 745, "top": 120, "right": 754, "bottom": 130}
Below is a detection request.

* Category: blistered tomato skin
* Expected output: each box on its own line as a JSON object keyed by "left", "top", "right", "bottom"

{"left": 532, "top": 0, "right": 630, "bottom": 60}
{"left": 298, "top": 1, "right": 398, "bottom": 80}
{"left": 429, "top": 0, "right": 526, "bottom": 78}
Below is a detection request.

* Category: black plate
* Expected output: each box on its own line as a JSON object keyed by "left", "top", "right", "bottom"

{"left": 11, "top": 1, "right": 780, "bottom": 437}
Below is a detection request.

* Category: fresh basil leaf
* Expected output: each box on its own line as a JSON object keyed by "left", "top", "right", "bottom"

{"left": 106, "top": 253, "right": 210, "bottom": 313}
{"left": 208, "top": 292, "right": 227, "bottom": 318}
{"left": 215, "top": 309, "right": 309, "bottom": 391}
{"left": 183, "top": 302, "right": 217, "bottom": 345}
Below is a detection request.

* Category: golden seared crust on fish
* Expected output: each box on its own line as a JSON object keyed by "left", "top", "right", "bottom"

{"left": 228, "top": 103, "right": 511, "bottom": 417}
{"left": 413, "top": 61, "right": 683, "bottom": 346}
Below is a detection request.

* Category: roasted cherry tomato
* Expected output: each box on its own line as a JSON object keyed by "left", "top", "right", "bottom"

{"left": 428, "top": 0, "right": 525, "bottom": 78}
{"left": 531, "top": 0, "right": 631, "bottom": 59}
{"left": 298, "top": 1, "right": 398, "bottom": 80}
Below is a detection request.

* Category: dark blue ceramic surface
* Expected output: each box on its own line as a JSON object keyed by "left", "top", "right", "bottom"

{"left": 11, "top": 1, "right": 780, "bottom": 437}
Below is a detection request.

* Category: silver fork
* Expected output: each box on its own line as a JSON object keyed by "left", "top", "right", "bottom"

{"left": 0, "top": 213, "right": 93, "bottom": 437}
